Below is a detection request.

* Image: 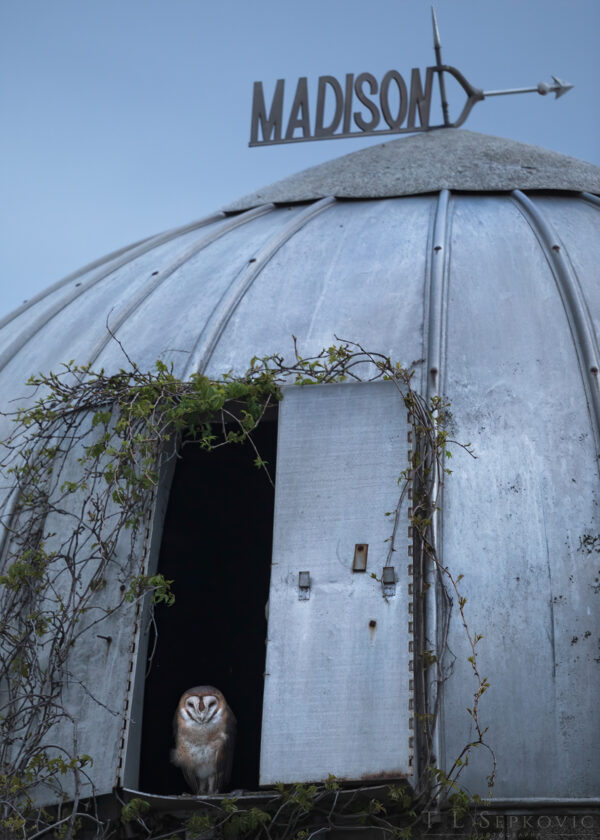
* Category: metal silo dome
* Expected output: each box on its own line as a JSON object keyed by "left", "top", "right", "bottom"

{"left": 1, "top": 129, "right": 598, "bottom": 388}
{"left": 1, "top": 128, "right": 600, "bottom": 816}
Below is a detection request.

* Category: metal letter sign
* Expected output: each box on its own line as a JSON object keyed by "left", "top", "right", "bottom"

{"left": 249, "top": 8, "right": 573, "bottom": 147}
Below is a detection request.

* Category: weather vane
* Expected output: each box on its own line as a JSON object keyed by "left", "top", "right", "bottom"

{"left": 249, "top": 7, "right": 573, "bottom": 147}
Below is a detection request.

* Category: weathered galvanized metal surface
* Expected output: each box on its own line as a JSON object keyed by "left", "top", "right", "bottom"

{"left": 440, "top": 195, "right": 600, "bottom": 798}
{"left": 260, "top": 383, "right": 412, "bottom": 784}
{"left": 1, "top": 131, "right": 599, "bottom": 801}
{"left": 0, "top": 418, "right": 151, "bottom": 801}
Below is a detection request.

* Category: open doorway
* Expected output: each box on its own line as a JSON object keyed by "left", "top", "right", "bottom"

{"left": 138, "top": 418, "right": 277, "bottom": 794}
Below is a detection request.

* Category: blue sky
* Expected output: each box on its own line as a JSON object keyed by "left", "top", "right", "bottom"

{"left": 1, "top": 0, "right": 598, "bottom": 318}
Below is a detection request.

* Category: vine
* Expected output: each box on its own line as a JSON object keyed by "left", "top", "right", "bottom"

{"left": 0, "top": 336, "right": 494, "bottom": 839}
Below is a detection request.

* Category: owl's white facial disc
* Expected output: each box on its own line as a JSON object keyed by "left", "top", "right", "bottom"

{"left": 182, "top": 693, "right": 220, "bottom": 725}
{"left": 201, "top": 694, "right": 219, "bottom": 722}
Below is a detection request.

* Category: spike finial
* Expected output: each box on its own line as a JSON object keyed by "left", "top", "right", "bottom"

{"left": 431, "top": 7, "right": 450, "bottom": 126}
{"left": 431, "top": 6, "right": 442, "bottom": 51}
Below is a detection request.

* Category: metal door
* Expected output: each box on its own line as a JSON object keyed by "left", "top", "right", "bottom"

{"left": 260, "top": 382, "right": 413, "bottom": 784}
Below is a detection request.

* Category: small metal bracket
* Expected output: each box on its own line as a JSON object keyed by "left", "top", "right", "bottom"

{"left": 352, "top": 543, "right": 368, "bottom": 572}
{"left": 298, "top": 571, "right": 311, "bottom": 600}
{"left": 382, "top": 566, "right": 396, "bottom": 597}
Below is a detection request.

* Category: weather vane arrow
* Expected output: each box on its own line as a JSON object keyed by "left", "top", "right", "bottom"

{"left": 430, "top": 7, "right": 574, "bottom": 128}
{"left": 482, "top": 76, "right": 574, "bottom": 99}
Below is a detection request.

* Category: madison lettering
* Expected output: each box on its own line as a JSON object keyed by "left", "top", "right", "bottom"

{"left": 250, "top": 68, "right": 438, "bottom": 146}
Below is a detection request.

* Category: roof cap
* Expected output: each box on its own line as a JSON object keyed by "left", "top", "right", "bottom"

{"left": 224, "top": 129, "right": 600, "bottom": 210}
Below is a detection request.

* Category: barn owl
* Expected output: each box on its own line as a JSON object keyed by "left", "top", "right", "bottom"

{"left": 171, "top": 686, "right": 236, "bottom": 795}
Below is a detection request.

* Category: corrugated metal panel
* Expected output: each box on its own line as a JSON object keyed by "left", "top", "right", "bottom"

{"left": 2, "top": 419, "right": 157, "bottom": 801}
{"left": 534, "top": 196, "right": 600, "bottom": 340}
{"left": 93, "top": 207, "right": 302, "bottom": 377}
{"left": 118, "top": 458, "right": 176, "bottom": 790}
{"left": 440, "top": 195, "right": 600, "bottom": 797}
{"left": 0, "top": 216, "right": 227, "bottom": 375}
{"left": 184, "top": 197, "right": 336, "bottom": 376}
{"left": 260, "top": 382, "right": 413, "bottom": 785}
{"left": 206, "top": 195, "right": 430, "bottom": 377}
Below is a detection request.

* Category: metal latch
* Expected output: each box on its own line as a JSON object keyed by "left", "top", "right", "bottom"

{"left": 298, "top": 571, "right": 311, "bottom": 600}
{"left": 382, "top": 565, "right": 396, "bottom": 597}
{"left": 353, "top": 543, "right": 368, "bottom": 572}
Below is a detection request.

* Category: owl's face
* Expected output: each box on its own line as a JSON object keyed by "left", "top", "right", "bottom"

{"left": 178, "top": 687, "right": 224, "bottom": 727}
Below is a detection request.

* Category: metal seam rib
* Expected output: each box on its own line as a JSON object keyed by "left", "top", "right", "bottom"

{"left": 423, "top": 189, "right": 451, "bottom": 779}
{"left": 114, "top": 479, "right": 158, "bottom": 789}
{"left": 581, "top": 191, "right": 600, "bottom": 209}
{"left": 426, "top": 190, "right": 450, "bottom": 397}
{"left": 0, "top": 487, "right": 20, "bottom": 564}
{"left": 85, "top": 205, "right": 275, "bottom": 367}
{"left": 183, "top": 196, "right": 337, "bottom": 377}
{"left": 0, "top": 213, "right": 227, "bottom": 374}
{"left": 0, "top": 214, "right": 227, "bottom": 331}
{"left": 512, "top": 190, "right": 600, "bottom": 457}
{"left": 0, "top": 236, "right": 155, "bottom": 331}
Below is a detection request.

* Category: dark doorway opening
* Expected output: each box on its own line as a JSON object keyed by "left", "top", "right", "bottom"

{"left": 138, "top": 419, "right": 277, "bottom": 794}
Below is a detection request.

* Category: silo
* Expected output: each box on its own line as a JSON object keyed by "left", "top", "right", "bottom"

{"left": 1, "top": 128, "right": 599, "bottom": 837}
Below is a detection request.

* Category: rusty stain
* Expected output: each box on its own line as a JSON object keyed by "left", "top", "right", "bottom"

{"left": 326, "top": 775, "right": 409, "bottom": 791}
{"left": 357, "top": 770, "right": 408, "bottom": 781}
{"left": 369, "top": 618, "right": 377, "bottom": 642}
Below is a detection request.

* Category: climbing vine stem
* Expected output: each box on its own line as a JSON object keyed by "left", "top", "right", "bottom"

{"left": 0, "top": 335, "right": 494, "bottom": 839}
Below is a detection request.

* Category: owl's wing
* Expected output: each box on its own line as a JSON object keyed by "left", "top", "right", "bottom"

{"left": 171, "top": 742, "right": 201, "bottom": 794}
{"left": 215, "top": 709, "right": 237, "bottom": 791}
